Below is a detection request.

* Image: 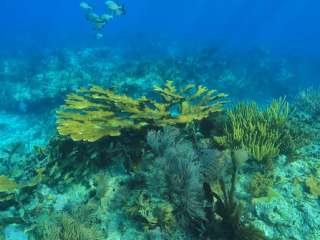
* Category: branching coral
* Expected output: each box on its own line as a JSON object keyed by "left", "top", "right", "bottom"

{"left": 126, "top": 191, "right": 176, "bottom": 232}
{"left": 214, "top": 98, "right": 292, "bottom": 168}
{"left": 57, "top": 80, "right": 227, "bottom": 142}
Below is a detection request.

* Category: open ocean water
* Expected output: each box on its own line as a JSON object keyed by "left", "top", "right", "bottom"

{"left": 0, "top": 1, "right": 319, "bottom": 239}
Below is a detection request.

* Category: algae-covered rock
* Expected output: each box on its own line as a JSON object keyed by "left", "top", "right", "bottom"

{"left": 242, "top": 149, "right": 320, "bottom": 239}
{"left": 247, "top": 173, "right": 277, "bottom": 201}
{"left": 4, "top": 225, "right": 28, "bottom": 240}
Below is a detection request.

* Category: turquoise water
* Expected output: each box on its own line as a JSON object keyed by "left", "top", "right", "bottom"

{"left": 0, "top": 1, "right": 319, "bottom": 240}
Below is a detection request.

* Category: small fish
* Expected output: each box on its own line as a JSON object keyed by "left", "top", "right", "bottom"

{"left": 85, "top": 12, "right": 100, "bottom": 22}
{"left": 80, "top": 2, "right": 93, "bottom": 11}
{"left": 95, "top": 21, "right": 107, "bottom": 30}
{"left": 96, "top": 33, "right": 104, "bottom": 40}
{"left": 105, "top": 1, "right": 126, "bottom": 16}
{"left": 100, "top": 14, "right": 114, "bottom": 22}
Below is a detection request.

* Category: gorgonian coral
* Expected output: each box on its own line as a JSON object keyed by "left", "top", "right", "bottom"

{"left": 146, "top": 127, "right": 267, "bottom": 239}
{"left": 31, "top": 211, "right": 104, "bottom": 240}
{"left": 214, "top": 98, "right": 291, "bottom": 168}
{"left": 146, "top": 126, "right": 206, "bottom": 229}
{"left": 57, "top": 80, "right": 227, "bottom": 142}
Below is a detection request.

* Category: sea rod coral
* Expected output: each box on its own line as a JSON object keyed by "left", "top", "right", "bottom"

{"left": 214, "top": 98, "right": 295, "bottom": 168}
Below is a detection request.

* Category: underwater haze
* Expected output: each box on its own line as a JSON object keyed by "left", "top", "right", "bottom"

{"left": 1, "top": 0, "right": 320, "bottom": 56}
{"left": 0, "top": 1, "right": 320, "bottom": 240}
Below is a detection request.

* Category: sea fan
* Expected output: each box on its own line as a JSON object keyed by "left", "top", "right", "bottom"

{"left": 146, "top": 126, "right": 180, "bottom": 156}
{"left": 147, "top": 127, "right": 206, "bottom": 228}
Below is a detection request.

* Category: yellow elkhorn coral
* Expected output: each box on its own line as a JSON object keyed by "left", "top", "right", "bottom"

{"left": 57, "top": 80, "right": 227, "bottom": 142}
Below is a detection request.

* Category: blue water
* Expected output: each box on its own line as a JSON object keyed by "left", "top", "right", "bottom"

{"left": 1, "top": 0, "right": 320, "bottom": 57}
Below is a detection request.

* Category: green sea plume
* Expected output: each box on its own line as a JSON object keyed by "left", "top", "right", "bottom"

{"left": 57, "top": 80, "right": 227, "bottom": 142}
{"left": 214, "top": 98, "right": 292, "bottom": 168}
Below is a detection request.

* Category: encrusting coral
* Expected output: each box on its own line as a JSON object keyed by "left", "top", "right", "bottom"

{"left": 57, "top": 80, "right": 227, "bottom": 142}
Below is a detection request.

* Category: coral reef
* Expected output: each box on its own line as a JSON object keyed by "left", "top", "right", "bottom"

{"left": 125, "top": 191, "right": 176, "bottom": 231}
{"left": 31, "top": 211, "right": 104, "bottom": 240}
{"left": 214, "top": 98, "right": 298, "bottom": 168}
{"left": 295, "top": 87, "right": 320, "bottom": 119}
{"left": 305, "top": 175, "right": 320, "bottom": 197}
{"left": 0, "top": 176, "right": 19, "bottom": 210}
{"left": 247, "top": 173, "right": 275, "bottom": 200}
{"left": 0, "top": 176, "right": 18, "bottom": 193}
{"left": 0, "top": 46, "right": 311, "bottom": 116}
{"left": 0, "top": 46, "right": 320, "bottom": 240}
{"left": 57, "top": 80, "right": 227, "bottom": 142}
{"left": 145, "top": 127, "right": 267, "bottom": 239}
{"left": 0, "top": 168, "right": 44, "bottom": 214}
{"left": 146, "top": 127, "right": 206, "bottom": 229}
{"left": 42, "top": 130, "right": 146, "bottom": 184}
{"left": 203, "top": 157, "right": 267, "bottom": 240}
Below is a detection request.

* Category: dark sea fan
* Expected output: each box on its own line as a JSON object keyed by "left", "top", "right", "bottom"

{"left": 146, "top": 126, "right": 180, "bottom": 156}
{"left": 200, "top": 148, "right": 232, "bottom": 183}
{"left": 147, "top": 127, "right": 206, "bottom": 228}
